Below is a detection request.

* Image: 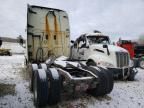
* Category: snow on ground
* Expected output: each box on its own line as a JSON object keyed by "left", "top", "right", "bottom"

{"left": 1, "top": 42, "right": 24, "bottom": 54}
{"left": 58, "top": 68, "right": 144, "bottom": 108}
{"left": 0, "top": 55, "right": 34, "bottom": 108}
{"left": 0, "top": 54, "right": 144, "bottom": 108}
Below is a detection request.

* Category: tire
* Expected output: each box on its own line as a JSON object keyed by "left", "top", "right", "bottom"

{"left": 98, "top": 66, "right": 114, "bottom": 94}
{"left": 46, "top": 68, "right": 61, "bottom": 105}
{"left": 86, "top": 60, "right": 96, "bottom": 66}
{"left": 139, "top": 59, "right": 144, "bottom": 69}
{"left": 33, "top": 69, "right": 49, "bottom": 106}
{"left": 39, "top": 63, "right": 47, "bottom": 71}
{"left": 87, "top": 66, "right": 113, "bottom": 96}
{"left": 31, "top": 64, "right": 38, "bottom": 91}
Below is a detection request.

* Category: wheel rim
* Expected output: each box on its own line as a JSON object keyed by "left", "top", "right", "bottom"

{"left": 140, "top": 61, "right": 144, "bottom": 68}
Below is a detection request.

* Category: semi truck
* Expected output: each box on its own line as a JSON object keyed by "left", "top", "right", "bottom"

{"left": 70, "top": 31, "right": 138, "bottom": 80}
{"left": 26, "top": 5, "right": 114, "bottom": 106}
{"left": 117, "top": 39, "right": 144, "bottom": 69}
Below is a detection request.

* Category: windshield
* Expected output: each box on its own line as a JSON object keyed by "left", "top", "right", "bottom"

{"left": 87, "top": 36, "right": 110, "bottom": 45}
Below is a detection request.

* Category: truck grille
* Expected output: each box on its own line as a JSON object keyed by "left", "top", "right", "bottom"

{"left": 116, "top": 52, "right": 129, "bottom": 68}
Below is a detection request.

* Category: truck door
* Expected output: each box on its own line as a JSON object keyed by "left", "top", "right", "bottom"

{"left": 77, "top": 36, "right": 87, "bottom": 60}
{"left": 70, "top": 40, "right": 78, "bottom": 59}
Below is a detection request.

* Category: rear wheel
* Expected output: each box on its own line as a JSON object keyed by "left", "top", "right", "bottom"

{"left": 31, "top": 64, "right": 38, "bottom": 91}
{"left": 98, "top": 67, "right": 114, "bottom": 93}
{"left": 46, "top": 68, "right": 62, "bottom": 105}
{"left": 39, "top": 63, "right": 47, "bottom": 71}
{"left": 139, "top": 59, "right": 144, "bottom": 69}
{"left": 33, "top": 69, "right": 49, "bottom": 106}
{"left": 87, "top": 66, "right": 114, "bottom": 96}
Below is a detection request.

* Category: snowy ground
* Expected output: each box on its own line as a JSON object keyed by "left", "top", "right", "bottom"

{"left": 0, "top": 55, "right": 34, "bottom": 108}
{"left": 1, "top": 42, "right": 25, "bottom": 54}
{"left": 0, "top": 54, "right": 144, "bottom": 108}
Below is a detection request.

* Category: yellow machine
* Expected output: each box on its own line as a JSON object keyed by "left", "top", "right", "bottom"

{"left": 0, "top": 48, "right": 12, "bottom": 56}
{"left": 0, "top": 38, "right": 12, "bottom": 56}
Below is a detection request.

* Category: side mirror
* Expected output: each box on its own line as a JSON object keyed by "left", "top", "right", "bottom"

{"left": 103, "top": 44, "right": 108, "bottom": 48}
{"left": 71, "top": 40, "right": 74, "bottom": 44}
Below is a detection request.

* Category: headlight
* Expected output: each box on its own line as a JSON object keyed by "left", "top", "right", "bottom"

{"left": 98, "top": 61, "right": 114, "bottom": 68}
{"left": 129, "top": 59, "right": 134, "bottom": 67}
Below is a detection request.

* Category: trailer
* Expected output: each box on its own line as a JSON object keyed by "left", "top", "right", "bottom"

{"left": 26, "top": 5, "right": 114, "bottom": 106}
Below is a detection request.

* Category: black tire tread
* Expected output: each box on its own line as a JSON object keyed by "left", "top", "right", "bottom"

{"left": 34, "top": 69, "right": 49, "bottom": 106}
{"left": 46, "top": 69, "right": 61, "bottom": 105}
{"left": 98, "top": 67, "right": 114, "bottom": 94}
{"left": 86, "top": 66, "right": 113, "bottom": 96}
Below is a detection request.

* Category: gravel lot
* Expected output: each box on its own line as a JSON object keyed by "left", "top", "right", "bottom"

{"left": 0, "top": 55, "right": 144, "bottom": 108}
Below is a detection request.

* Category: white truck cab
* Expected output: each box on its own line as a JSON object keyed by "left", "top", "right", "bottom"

{"left": 70, "top": 32, "right": 137, "bottom": 80}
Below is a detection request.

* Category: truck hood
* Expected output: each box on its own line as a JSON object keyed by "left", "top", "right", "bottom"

{"left": 90, "top": 44, "right": 128, "bottom": 53}
{"left": 88, "top": 44, "right": 129, "bottom": 68}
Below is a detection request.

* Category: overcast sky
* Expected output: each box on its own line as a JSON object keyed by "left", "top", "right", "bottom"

{"left": 0, "top": 0, "right": 144, "bottom": 41}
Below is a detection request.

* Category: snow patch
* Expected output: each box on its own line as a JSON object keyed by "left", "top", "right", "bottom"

{"left": 54, "top": 61, "right": 67, "bottom": 67}
{"left": 38, "top": 69, "right": 47, "bottom": 80}
{"left": 49, "top": 68, "right": 59, "bottom": 80}
{"left": 56, "top": 56, "right": 68, "bottom": 61}
{"left": 1, "top": 42, "right": 24, "bottom": 54}
{"left": 32, "top": 64, "right": 38, "bottom": 71}
{"left": 40, "top": 63, "right": 47, "bottom": 71}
